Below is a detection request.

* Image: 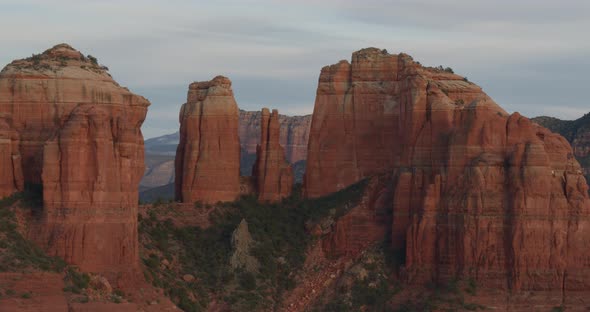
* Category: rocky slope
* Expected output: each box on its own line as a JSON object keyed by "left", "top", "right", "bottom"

{"left": 533, "top": 113, "right": 590, "bottom": 182}
{"left": 252, "top": 108, "right": 293, "bottom": 201}
{"left": 175, "top": 76, "right": 241, "bottom": 204}
{"left": 304, "top": 48, "right": 590, "bottom": 308}
{"left": 0, "top": 44, "right": 148, "bottom": 275}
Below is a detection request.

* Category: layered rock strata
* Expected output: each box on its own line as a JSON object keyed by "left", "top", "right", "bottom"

{"left": 0, "top": 115, "right": 23, "bottom": 197}
{"left": 239, "top": 110, "right": 311, "bottom": 164}
{"left": 0, "top": 44, "right": 148, "bottom": 272}
{"left": 175, "top": 76, "right": 241, "bottom": 204}
{"left": 304, "top": 48, "right": 590, "bottom": 299}
{"left": 252, "top": 108, "right": 293, "bottom": 201}
{"left": 533, "top": 113, "right": 590, "bottom": 182}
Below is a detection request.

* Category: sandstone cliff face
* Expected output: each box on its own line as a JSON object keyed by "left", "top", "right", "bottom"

{"left": 0, "top": 115, "right": 23, "bottom": 198}
{"left": 533, "top": 113, "right": 590, "bottom": 182}
{"left": 305, "top": 48, "right": 590, "bottom": 299}
{"left": 239, "top": 110, "right": 311, "bottom": 165}
{"left": 175, "top": 76, "right": 241, "bottom": 204}
{"left": 252, "top": 108, "right": 293, "bottom": 201}
{"left": 0, "top": 44, "right": 148, "bottom": 273}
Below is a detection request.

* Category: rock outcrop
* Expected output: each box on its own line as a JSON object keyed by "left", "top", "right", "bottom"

{"left": 252, "top": 108, "right": 293, "bottom": 201}
{"left": 304, "top": 48, "right": 590, "bottom": 303}
{"left": 0, "top": 44, "right": 148, "bottom": 273}
{"left": 230, "top": 219, "right": 259, "bottom": 273}
{"left": 0, "top": 115, "right": 23, "bottom": 198}
{"left": 139, "top": 109, "right": 310, "bottom": 192}
{"left": 533, "top": 113, "right": 590, "bottom": 182}
{"left": 175, "top": 76, "right": 241, "bottom": 204}
{"left": 239, "top": 110, "right": 311, "bottom": 165}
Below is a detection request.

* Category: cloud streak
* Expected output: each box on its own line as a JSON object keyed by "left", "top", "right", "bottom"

{"left": 0, "top": 0, "right": 588, "bottom": 138}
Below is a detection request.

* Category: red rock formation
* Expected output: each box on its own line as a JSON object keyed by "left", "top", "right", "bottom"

{"left": 239, "top": 110, "right": 311, "bottom": 164}
{"left": 533, "top": 113, "right": 590, "bottom": 182}
{"left": 0, "top": 44, "right": 148, "bottom": 273}
{"left": 252, "top": 108, "right": 293, "bottom": 201}
{"left": 175, "top": 76, "right": 241, "bottom": 204}
{"left": 0, "top": 115, "right": 23, "bottom": 198}
{"left": 305, "top": 48, "right": 590, "bottom": 302}
{"left": 321, "top": 176, "right": 391, "bottom": 258}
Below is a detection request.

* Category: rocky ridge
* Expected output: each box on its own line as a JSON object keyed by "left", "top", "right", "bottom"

{"left": 304, "top": 47, "right": 590, "bottom": 308}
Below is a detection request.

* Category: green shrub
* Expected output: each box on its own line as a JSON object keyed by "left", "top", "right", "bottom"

{"left": 0, "top": 192, "right": 66, "bottom": 272}
{"left": 139, "top": 179, "right": 368, "bottom": 310}
{"left": 87, "top": 55, "right": 98, "bottom": 65}
{"left": 66, "top": 267, "right": 90, "bottom": 291}
{"left": 465, "top": 277, "right": 477, "bottom": 295}
{"left": 111, "top": 294, "right": 122, "bottom": 304}
{"left": 238, "top": 272, "right": 257, "bottom": 291}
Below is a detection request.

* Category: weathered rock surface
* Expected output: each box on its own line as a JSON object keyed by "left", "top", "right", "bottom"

{"left": 175, "top": 76, "right": 241, "bottom": 204}
{"left": 252, "top": 108, "right": 293, "bottom": 202}
{"left": 533, "top": 113, "right": 590, "bottom": 182}
{"left": 304, "top": 48, "right": 590, "bottom": 304}
{"left": 138, "top": 110, "right": 310, "bottom": 193}
{"left": 239, "top": 110, "right": 311, "bottom": 165}
{"left": 0, "top": 115, "right": 23, "bottom": 198}
{"left": 0, "top": 44, "right": 148, "bottom": 273}
{"left": 230, "top": 219, "right": 259, "bottom": 273}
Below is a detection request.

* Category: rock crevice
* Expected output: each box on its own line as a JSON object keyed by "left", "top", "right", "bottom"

{"left": 252, "top": 108, "right": 293, "bottom": 202}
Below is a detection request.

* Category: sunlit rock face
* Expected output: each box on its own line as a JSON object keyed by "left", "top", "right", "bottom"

{"left": 175, "top": 76, "right": 241, "bottom": 204}
{"left": 0, "top": 44, "right": 149, "bottom": 273}
{"left": 305, "top": 48, "right": 590, "bottom": 296}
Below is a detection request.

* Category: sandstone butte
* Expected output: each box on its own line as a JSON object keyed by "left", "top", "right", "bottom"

{"left": 252, "top": 108, "right": 293, "bottom": 202}
{"left": 0, "top": 44, "right": 148, "bottom": 276}
{"left": 304, "top": 48, "right": 590, "bottom": 302}
{"left": 175, "top": 76, "right": 241, "bottom": 204}
{"left": 239, "top": 109, "right": 311, "bottom": 164}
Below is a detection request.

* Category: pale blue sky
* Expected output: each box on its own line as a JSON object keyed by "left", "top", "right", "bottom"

{"left": 1, "top": 0, "right": 589, "bottom": 138}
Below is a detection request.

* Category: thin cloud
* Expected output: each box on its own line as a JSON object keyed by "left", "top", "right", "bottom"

{"left": 0, "top": 0, "right": 588, "bottom": 139}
